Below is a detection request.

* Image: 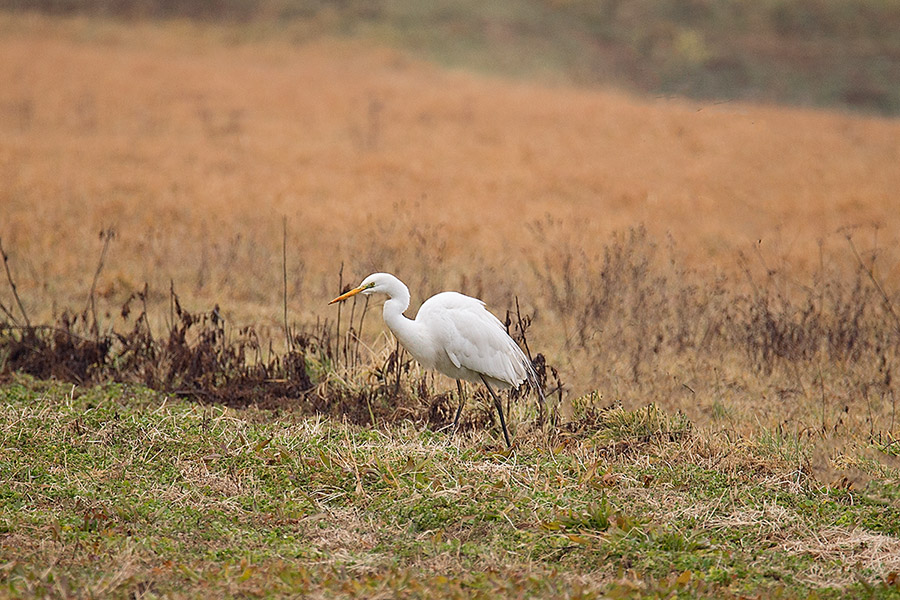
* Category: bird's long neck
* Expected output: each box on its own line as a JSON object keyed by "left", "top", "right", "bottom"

{"left": 381, "top": 282, "right": 424, "bottom": 355}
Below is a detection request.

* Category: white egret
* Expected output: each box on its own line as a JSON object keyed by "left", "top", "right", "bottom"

{"left": 329, "top": 272, "right": 543, "bottom": 447}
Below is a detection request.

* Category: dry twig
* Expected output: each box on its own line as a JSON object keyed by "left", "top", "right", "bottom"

{"left": 0, "top": 236, "right": 29, "bottom": 327}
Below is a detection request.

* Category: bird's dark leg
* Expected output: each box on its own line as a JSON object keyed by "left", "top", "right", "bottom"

{"left": 453, "top": 379, "right": 466, "bottom": 432}
{"left": 480, "top": 375, "right": 512, "bottom": 448}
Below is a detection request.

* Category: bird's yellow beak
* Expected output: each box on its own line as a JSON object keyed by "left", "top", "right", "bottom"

{"left": 328, "top": 286, "right": 365, "bottom": 305}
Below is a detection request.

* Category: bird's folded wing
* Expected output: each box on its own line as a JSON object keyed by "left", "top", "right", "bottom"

{"left": 436, "top": 304, "right": 528, "bottom": 387}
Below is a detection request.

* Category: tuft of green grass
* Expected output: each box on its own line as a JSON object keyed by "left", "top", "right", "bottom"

{"left": 566, "top": 395, "right": 693, "bottom": 444}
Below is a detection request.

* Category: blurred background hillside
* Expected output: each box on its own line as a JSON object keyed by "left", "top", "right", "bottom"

{"left": 4, "top": 0, "right": 900, "bottom": 115}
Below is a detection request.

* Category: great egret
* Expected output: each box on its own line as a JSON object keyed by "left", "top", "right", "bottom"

{"left": 329, "top": 272, "right": 543, "bottom": 447}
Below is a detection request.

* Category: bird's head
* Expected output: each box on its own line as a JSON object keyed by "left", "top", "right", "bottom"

{"left": 328, "top": 273, "right": 395, "bottom": 304}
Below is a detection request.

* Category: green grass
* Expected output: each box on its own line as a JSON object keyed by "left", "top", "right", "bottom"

{"left": 1, "top": 376, "right": 899, "bottom": 598}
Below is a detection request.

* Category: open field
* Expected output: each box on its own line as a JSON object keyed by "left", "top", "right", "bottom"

{"left": 1, "top": 10, "right": 900, "bottom": 598}
{"left": 1, "top": 378, "right": 899, "bottom": 598}
{"left": 2, "top": 13, "right": 900, "bottom": 390}
{"left": 1, "top": 16, "right": 898, "bottom": 309}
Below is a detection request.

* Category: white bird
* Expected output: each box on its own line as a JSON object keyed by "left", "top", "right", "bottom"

{"left": 329, "top": 272, "right": 543, "bottom": 447}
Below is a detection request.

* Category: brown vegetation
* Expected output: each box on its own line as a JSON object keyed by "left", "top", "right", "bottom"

{"left": 1, "top": 13, "right": 899, "bottom": 444}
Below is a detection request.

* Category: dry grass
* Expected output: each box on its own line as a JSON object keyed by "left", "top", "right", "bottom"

{"left": 2, "top": 14, "right": 900, "bottom": 398}
{"left": 0, "top": 12, "right": 897, "bottom": 435}
{"left": 781, "top": 528, "right": 900, "bottom": 588}
{"left": 1, "top": 14, "right": 900, "bottom": 594}
{"left": 0, "top": 376, "right": 897, "bottom": 597}
{"left": 2, "top": 13, "right": 899, "bottom": 302}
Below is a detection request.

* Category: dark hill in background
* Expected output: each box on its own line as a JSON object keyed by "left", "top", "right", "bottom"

{"left": 3, "top": 0, "right": 899, "bottom": 115}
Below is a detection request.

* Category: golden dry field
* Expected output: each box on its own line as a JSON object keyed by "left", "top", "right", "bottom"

{"left": 3, "top": 12, "right": 900, "bottom": 598}
{"left": 1, "top": 12, "right": 900, "bottom": 422}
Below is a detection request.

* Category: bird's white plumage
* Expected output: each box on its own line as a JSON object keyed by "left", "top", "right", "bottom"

{"left": 417, "top": 291, "right": 532, "bottom": 389}
{"left": 332, "top": 272, "right": 536, "bottom": 391}
{"left": 329, "top": 272, "right": 543, "bottom": 446}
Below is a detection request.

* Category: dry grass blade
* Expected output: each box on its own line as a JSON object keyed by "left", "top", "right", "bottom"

{"left": 0, "top": 237, "right": 29, "bottom": 328}
{"left": 84, "top": 228, "right": 115, "bottom": 337}
{"left": 282, "top": 215, "right": 292, "bottom": 353}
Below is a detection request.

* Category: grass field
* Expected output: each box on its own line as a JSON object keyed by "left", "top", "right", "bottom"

{"left": 1, "top": 9, "right": 900, "bottom": 598}
{"left": 2, "top": 377, "right": 899, "bottom": 598}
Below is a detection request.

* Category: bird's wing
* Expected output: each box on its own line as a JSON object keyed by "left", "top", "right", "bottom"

{"left": 418, "top": 292, "right": 531, "bottom": 387}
